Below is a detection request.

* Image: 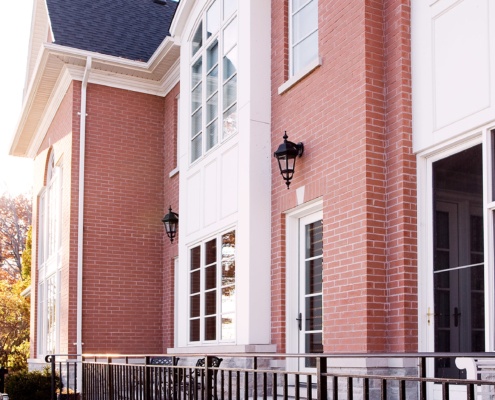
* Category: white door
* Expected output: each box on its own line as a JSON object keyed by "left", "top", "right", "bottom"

{"left": 297, "top": 212, "right": 323, "bottom": 371}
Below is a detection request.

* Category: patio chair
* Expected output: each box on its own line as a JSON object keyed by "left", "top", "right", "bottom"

{"left": 148, "top": 357, "right": 180, "bottom": 399}
{"left": 191, "top": 357, "right": 223, "bottom": 399}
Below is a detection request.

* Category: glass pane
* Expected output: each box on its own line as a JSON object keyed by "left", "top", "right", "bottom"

{"left": 223, "top": 104, "right": 237, "bottom": 137}
{"left": 223, "top": 0, "right": 237, "bottom": 20}
{"left": 292, "top": 0, "right": 317, "bottom": 44}
{"left": 223, "top": 18, "right": 237, "bottom": 54}
{"left": 192, "top": 22, "right": 203, "bottom": 56}
{"left": 306, "top": 258, "right": 322, "bottom": 295}
{"left": 192, "top": 58, "right": 202, "bottom": 87}
{"left": 206, "top": 0, "right": 220, "bottom": 38}
{"left": 189, "top": 319, "right": 200, "bottom": 342}
{"left": 207, "top": 41, "right": 219, "bottom": 71}
{"left": 205, "top": 265, "right": 217, "bottom": 290}
{"left": 191, "top": 83, "right": 202, "bottom": 113}
{"left": 305, "top": 295, "right": 322, "bottom": 330}
{"left": 190, "top": 294, "right": 200, "bottom": 318}
{"left": 222, "top": 286, "right": 235, "bottom": 313}
{"left": 207, "top": 66, "right": 218, "bottom": 97}
{"left": 306, "top": 220, "right": 323, "bottom": 258}
{"left": 206, "top": 120, "right": 218, "bottom": 151}
{"left": 205, "top": 239, "right": 217, "bottom": 265}
{"left": 190, "top": 270, "right": 201, "bottom": 294}
{"left": 190, "top": 246, "right": 201, "bottom": 270}
{"left": 304, "top": 332, "right": 323, "bottom": 367}
{"left": 221, "top": 315, "right": 235, "bottom": 340}
{"left": 191, "top": 134, "right": 202, "bottom": 162}
{"left": 191, "top": 108, "right": 202, "bottom": 137}
{"left": 223, "top": 75, "right": 237, "bottom": 109}
{"left": 205, "top": 316, "right": 216, "bottom": 340}
{"left": 292, "top": 31, "right": 318, "bottom": 75}
{"left": 207, "top": 93, "right": 218, "bottom": 124}
{"left": 223, "top": 47, "right": 238, "bottom": 80}
{"left": 205, "top": 290, "right": 217, "bottom": 315}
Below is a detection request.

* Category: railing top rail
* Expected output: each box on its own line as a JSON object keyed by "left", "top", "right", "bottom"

{"left": 75, "top": 351, "right": 495, "bottom": 360}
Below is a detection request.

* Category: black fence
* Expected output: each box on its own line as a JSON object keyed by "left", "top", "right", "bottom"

{"left": 46, "top": 353, "right": 495, "bottom": 400}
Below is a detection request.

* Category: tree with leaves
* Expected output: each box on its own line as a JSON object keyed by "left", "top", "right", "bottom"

{"left": 0, "top": 269, "right": 30, "bottom": 370}
{"left": 0, "top": 194, "right": 32, "bottom": 278}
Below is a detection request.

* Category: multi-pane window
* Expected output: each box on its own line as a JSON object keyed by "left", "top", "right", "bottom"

{"left": 190, "top": 0, "right": 238, "bottom": 163}
{"left": 38, "top": 154, "right": 62, "bottom": 356}
{"left": 290, "top": 0, "right": 318, "bottom": 76}
{"left": 189, "top": 231, "right": 236, "bottom": 343}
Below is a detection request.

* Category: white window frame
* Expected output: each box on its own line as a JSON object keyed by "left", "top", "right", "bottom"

{"left": 187, "top": 228, "right": 236, "bottom": 345}
{"left": 189, "top": 0, "right": 238, "bottom": 164}
{"left": 289, "top": 0, "right": 319, "bottom": 77}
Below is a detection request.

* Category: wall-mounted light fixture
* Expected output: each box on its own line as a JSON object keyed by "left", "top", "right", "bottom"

{"left": 162, "top": 206, "right": 179, "bottom": 243}
{"left": 274, "top": 132, "right": 304, "bottom": 189}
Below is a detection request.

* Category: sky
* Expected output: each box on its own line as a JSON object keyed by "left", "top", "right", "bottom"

{"left": 0, "top": 1, "right": 34, "bottom": 197}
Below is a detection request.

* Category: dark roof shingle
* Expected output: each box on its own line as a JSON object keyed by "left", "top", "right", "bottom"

{"left": 46, "top": 0, "right": 179, "bottom": 62}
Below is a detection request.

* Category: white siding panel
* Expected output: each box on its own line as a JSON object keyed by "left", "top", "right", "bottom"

{"left": 186, "top": 171, "right": 201, "bottom": 234}
{"left": 220, "top": 145, "right": 238, "bottom": 219}
{"left": 433, "top": 0, "right": 490, "bottom": 130}
{"left": 203, "top": 159, "right": 218, "bottom": 227}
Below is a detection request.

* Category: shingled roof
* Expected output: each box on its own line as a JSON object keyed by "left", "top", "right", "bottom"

{"left": 45, "top": 0, "right": 179, "bottom": 62}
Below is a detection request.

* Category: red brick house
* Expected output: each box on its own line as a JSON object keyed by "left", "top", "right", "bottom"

{"left": 9, "top": 0, "right": 495, "bottom": 394}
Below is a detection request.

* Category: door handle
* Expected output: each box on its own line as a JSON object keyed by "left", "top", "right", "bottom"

{"left": 453, "top": 307, "right": 461, "bottom": 327}
{"left": 296, "top": 313, "right": 302, "bottom": 331}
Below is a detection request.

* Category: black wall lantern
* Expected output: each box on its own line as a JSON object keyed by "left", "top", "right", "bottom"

{"left": 162, "top": 206, "right": 179, "bottom": 243}
{"left": 274, "top": 132, "right": 304, "bottom": 189}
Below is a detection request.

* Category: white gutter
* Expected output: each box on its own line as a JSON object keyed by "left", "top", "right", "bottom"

{"left": 76, "top": 56, "right": 92, "bottom": 391}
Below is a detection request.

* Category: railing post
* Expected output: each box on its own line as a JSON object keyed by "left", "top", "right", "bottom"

{"left": 0, "top": 366, "right": 8, "bottom": 393}
{"left": 45, "top": 355, "right": 57, "bottom": 400}
{"left": 144, "top": 356, "right": 151, "bottom": 400}
{"left": 107, "top": 358, "right": 114, "bottom": 400}
{"left": 253, "top": 356, "right": 258, "bottom": 399}
{"left": 317, "top": 356, "right": 328, "bottom": 400}
{"left": 205, "top": 356, "right": 212, "bottom": 400}
{"left": 419, "top": 356, "right": 427, "bottom": 400}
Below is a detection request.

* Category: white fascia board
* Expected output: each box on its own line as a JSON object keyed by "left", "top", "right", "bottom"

{"left": 9, "top": 45, "right": 51, "bottom": 156}
{"left": 169, "top": 0, "right": 197, "bottom": 39}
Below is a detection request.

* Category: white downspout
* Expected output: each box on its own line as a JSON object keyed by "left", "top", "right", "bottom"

{"left": 76, "top": 56, "right": 92, "bottom": 392}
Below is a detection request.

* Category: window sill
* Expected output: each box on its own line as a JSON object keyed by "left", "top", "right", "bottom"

{"left": 168, "top": 344, "right": 277, "bottom": 354}
{"left": 169, "top": 167, "right": 179, "bottom": 178}
{"left": 278, "top": 57, "right": 322, "bottom": 95}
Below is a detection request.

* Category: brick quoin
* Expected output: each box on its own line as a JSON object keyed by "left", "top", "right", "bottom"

{"left": 271, "top": 0, "right": 416, "bottom": 353}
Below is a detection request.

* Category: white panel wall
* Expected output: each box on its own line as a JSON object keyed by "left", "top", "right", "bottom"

{"left": 174, "top": 0, "right": 272, "bottom": 349}
{"left": 412, "top": 0, "right": 495, "bottom": 152}
{"left": 220, "top": 145, "right": 238, "bottom": 219}
{"left": 203, "top": 159, "right": 218, "bottom": 227}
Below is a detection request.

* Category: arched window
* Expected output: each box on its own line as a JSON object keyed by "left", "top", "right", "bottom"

{"left": 38, "top": 151, "right": 62, "bottom": 357}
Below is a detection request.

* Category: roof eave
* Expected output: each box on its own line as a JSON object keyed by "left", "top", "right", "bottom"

{"left": 9, "top": 37, "right": 180, "bottom": 158}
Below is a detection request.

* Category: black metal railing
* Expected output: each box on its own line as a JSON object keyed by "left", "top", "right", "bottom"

{"left": 46, "top": 352, "right": 495, "bottom": 400}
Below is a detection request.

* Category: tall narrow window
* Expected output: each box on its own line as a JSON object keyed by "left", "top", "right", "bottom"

{"left": 290, "top": 0, "right": 318, "bottom": 76}
{"left": 38, "top": 153, "right": 62, "bottom": 357}
{"left": 190, "top": 0, "right": 238, "bottom": 163}
{"left": 189, "top": 230, "right": 236, "bottom": 343}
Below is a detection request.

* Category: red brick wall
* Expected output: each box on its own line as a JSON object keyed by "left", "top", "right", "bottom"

{"left": 162, "top": 83, "right": 180, "bottom": 349}
{"left": 79, "top": 84, "right": 166, "bottom": 354}
{"left": 271, "top": 0, "right": 416, "bottom": 353}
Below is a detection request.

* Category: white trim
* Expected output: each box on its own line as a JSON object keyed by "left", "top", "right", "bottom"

{"left": 285, "top": 199, "right": 323, "bottom": 372}
{"left": 417, "top": 133, "right": 483, "bottom": 353}
{"left": 278, "top": 57, "right": 322, "bottom": 95}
